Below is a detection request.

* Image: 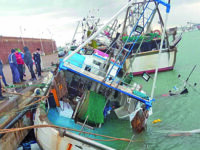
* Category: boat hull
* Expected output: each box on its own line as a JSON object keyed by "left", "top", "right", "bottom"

{"left": 125, "top": 48, "right": 177, "bottom": 75}
{"left": 0, "top": 111, "right": 33, "bottom": 150}
{"left": 34, "top": 108, "right": 115, "bottom": 150}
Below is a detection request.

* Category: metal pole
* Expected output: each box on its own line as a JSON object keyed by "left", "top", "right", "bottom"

{"left": 79, "top": 115, "right": 89, "bottom": 135}
{"left": 20, "top": 26, "right": 25, "bottom": 47}
{"left": 40, "top": 32, "right": 45, "bottom": 55}
{"left": 150, "top": 13, "right": 169, "bottom": 99}
{"left": 67, "top": 20, "right": 80, "bottom": 52}
{"left": 48, "top": 29, "right": 55, "bottom": 53}
{"left": 63, "top": 0, "right": 134, "bottom": 62}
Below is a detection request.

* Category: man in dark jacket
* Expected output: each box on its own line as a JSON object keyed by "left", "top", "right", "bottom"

{"left": 0, "top": 59, "right": 8, "bottom": 86}
{"left": 23, "top": 46, "right": 36, "bottom": 81}
{"left": 33, "top": 48, "right": 42, "bottom": 77}
{"left": 8, "top": 49, "right": 21, "bottom": 84}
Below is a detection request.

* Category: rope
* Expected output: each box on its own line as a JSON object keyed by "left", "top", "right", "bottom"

{"left": 0, "top": 95, "right": 48, "bottom": 117}
{"left": 5, "top": 83, "right": 47, "bottom": 89}
{"left": 0, "top": 124, "right": 143, "bottom": 143}
{"left": 125, "top": 134, "right": 135, "bottom": 150}
{"left": 115, "top": 37, "right": 144, "bottom": 87}
{"left": 0, "top": 106, "right": 38, "bottom": 117}
{"left": 3, "top": 90, "right": 45, "bottom": 98}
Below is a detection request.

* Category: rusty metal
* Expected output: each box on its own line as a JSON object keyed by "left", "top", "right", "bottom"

{"left": 0, "top": 112, "right": 32, "bottom": 150}
{"left": 131, "top": 109, "right": 149, "bottom": 133}
{"left": 52, "top": 72, "right": 68, "bottom": 100}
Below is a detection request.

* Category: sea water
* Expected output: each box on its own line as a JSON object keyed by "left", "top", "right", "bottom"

{"left": 100, "top": 31, "right": 200, "bottom": 150}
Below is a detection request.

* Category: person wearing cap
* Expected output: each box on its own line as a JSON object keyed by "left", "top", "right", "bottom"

{"left": 15, "top": 49, "right": 26, "bottom": 82}
{"left": 8, "top": 49, "right": 21, "bottom": 84}
{"left": 0, "top": 59, "right": 8, "bottom": 86}
{"left": 23, "top": 46, "right": 37, "bottom": 81}
{"left": 33, "top": 48, "right": 42, "bottom": 77}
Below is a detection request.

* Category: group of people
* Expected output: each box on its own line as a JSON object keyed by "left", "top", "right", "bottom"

{"left": 0, "top": 47, "right": 42, "bottom": 100}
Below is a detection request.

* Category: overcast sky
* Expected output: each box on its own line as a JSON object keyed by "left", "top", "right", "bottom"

{"left": 0, "top": 0, "right": 199, "bottom": 46}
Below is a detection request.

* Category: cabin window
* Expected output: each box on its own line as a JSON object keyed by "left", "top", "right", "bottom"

{"left": 85, "top": 49, "right": 94, "bottom": 55}
{"left": 93, "top": 60, "right": 101, "bottom": 66}
{"left": 85, "top": 65, "right": 91, "bottom": 72}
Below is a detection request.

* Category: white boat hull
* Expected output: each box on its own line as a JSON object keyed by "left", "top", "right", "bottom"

{"left": 125, "top": 48, "right": 177, "bottom": 75}
{"left": 34, "top": 108, "right": 115, "bottom": 150}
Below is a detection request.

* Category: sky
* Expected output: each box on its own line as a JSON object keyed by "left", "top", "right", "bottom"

{"left": 0, "top": 0, "right": 199, "bottom": 46}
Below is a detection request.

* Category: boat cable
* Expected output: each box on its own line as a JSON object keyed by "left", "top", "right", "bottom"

{"left": 2, "top": 89, "right": 47, "bottom": 98}
{"left": 116, "top": 37, "right": 144, "bottom": 87}
{"left": 0, "top": 124, "right": 144, "bottom": 143}
{"left": 125, "top": 134, "right": 135, "bottom": 150}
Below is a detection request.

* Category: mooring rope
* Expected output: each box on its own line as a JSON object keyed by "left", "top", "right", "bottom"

{"left": 0, "top": 124, "right": 144, "bottom": 143}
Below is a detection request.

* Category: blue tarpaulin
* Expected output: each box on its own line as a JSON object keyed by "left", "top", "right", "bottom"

{"left": 65, "top": 51, "right": 85, "bottom": 68}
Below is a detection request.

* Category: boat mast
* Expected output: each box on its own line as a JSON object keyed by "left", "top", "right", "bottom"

{"left": 63, "top": 0, "right": 134, "bottom": 62}
{"left": 150, "top": 0, "right": 171, "bottom": 99}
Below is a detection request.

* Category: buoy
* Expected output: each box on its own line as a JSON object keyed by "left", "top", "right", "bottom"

{"left": 152, "top": 119, "right": 162, "bottom": 124}
{"left": 34, "top": 88, "right": 42, "bottom": 95}
{"left": 153, "top": 29, "right": 161, "bottom": 35}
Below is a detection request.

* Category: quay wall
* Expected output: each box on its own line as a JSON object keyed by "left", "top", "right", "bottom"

{"left": 0, "top": 36, "right": 57, "bottom": 63}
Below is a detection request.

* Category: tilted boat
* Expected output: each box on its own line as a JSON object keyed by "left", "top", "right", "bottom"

{"left": 34, "top": 0, "right": 171, "bottom": 149}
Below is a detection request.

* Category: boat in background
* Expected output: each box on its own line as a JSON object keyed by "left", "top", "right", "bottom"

{"left": 120, "top": 2, "right": 181, "bottom": 75}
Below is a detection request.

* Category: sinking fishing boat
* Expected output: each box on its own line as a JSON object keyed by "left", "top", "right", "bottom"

{"left": 34, "top": 0, "right": 171, "bottom": 149}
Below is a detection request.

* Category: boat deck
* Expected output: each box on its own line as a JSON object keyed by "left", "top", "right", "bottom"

{"left": 59, "top": 62, "right": 153, "bottom": 107}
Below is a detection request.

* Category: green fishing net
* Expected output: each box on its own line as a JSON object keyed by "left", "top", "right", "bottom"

{"left": 78, "top": 91, "right": 106, "bottom": 124}
{"left": 122, "top": 33, "right": 161, "bottom": 43}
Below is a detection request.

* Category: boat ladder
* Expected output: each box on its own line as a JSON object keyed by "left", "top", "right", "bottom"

{"left": 105, "top": 0, "right": 157, "bottom": 81}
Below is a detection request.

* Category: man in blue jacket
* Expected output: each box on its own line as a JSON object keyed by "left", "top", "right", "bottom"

{"left": 0, "top": 59, "right": 8, "bottom": 86}
{"left": 23, "top": 46, "right": 36, "bottom": 81}
{"left": 8, "top": 49, "right": 21, "bottom": 84}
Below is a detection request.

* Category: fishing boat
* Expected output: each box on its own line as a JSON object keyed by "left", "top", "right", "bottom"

{"left": 34, "top": 0, "right": 170, "bottom": 149}
{"left": 70, "top": 1, "right": 181, "bottom": 76}
{"left": 120, "top": 1, "right": 181, "bottom": 76}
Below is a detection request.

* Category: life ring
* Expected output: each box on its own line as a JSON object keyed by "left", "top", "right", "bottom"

{"left": 153, "top": 29, "right": 161, "bottom": 35}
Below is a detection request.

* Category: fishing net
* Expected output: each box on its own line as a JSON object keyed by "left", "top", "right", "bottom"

{"left": 122, "top": 33, "right": 161, "bottom": 43}
{"left": 78, "top": 91, "right": 106, "bottom": 124}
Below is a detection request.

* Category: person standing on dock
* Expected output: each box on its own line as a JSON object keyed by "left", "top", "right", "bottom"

{"left": 15, "top": 50, "right": 26, "bottom": 82}
{"left": 16, "top": 48, "right": 26, "bottom": 77}
{"left": 0, "top": 75, "right": 5, "bottom": 100}
{"left": 23, "top": 46, "right": 37, "bottom": 81}
{"left": 0, "top": 59, "right": 8, "bottom": 86}
{"left": 33, "top": 48, "right": 42, "bottom": 77}
{"left": 8, "top": 49, "right": 21, "bottom": 84}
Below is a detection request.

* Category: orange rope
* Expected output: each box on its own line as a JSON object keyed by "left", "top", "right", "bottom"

{"left": 0, "top": 124, "right": 138, "bottom": 143}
